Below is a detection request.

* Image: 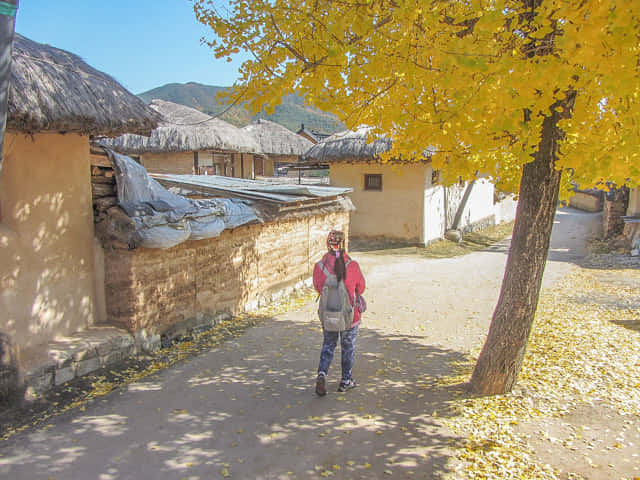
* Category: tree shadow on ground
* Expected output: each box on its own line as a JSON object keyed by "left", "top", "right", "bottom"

{"left": 0, "top": 315, "right": 472, "bottom": 480}
{"left": 611, "top": 319, "right": 640, "bottom": 333}
{"left": 581, "top": 253, "right": 640, "bottom": 271}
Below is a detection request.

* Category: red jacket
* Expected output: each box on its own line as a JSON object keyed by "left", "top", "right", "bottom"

{"left": 313, "top": 252, "right": 366, "bottom": 327}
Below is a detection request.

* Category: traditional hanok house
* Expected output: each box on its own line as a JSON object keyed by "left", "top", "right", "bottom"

{"left": 303, "top": 126, "right": 517, "bottom": 245}
{"left": 0, "top": 34, "right": 158, "bottom": 399}
{"left": 241, "top": 119, "right": 313, "bottom": 176}
{"left": 101, "top": 99, "right": 261, "bottom": 178}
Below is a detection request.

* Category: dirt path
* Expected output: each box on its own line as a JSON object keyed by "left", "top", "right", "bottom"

{"left": 0, "top": 208, "right": 621, "bottom": 480}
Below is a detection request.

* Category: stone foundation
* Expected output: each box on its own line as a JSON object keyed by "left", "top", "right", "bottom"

{"left": 21, "top": 327, "right": 149, "bottom": 397}
{"left": 0, "top": 333, "right": 21, "bottom": 405}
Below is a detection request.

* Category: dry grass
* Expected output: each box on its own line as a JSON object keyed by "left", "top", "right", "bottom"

{"left": 351, "top": 221, "right": 515, "bottom": 258}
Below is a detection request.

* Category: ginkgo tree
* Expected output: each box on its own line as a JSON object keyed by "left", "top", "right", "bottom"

{"left": 193, "top": 0, "right": 640, "bottom": 395}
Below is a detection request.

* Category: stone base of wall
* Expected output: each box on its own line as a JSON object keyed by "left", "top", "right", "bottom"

{"left": 20, "top": 326, "right": 159, "bottom": 399}
{"left": 0, "top": 333, "right": 21, "bottom": 406}
{"left": 459, "top": 215, "right": 496, "bottom": 234}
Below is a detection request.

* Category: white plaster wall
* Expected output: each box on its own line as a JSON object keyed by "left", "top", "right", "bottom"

{"left": 457, "top": 179, "right": 496, "bottom": 229}
{"left": 495, "top": 194, "right": 518, "bottom": 224}
{"left": 424, "top": 185, "right": 446, "bottom": 243}
{"left": 628, "top": 188, "right": 640, "bottom": 216}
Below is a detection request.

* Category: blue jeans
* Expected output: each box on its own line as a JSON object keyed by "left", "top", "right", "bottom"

{"left": 317, "top": 325, "right": 358, "bottom": 383}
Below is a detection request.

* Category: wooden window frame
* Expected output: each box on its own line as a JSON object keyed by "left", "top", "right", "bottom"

{"left": 364, "top": 173, "right": 383, "bottom": 191}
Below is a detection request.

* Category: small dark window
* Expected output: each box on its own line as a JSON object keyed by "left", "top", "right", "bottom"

{"left": 364, "top": 174, "right": 382, "bottom": 191}
{"left": 431, "top": 169, "right": 440, "bottom": 185}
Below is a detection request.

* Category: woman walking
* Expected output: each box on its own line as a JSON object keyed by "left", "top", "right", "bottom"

{"left": 313, "top": 230, "right": 366, "bottom": 396}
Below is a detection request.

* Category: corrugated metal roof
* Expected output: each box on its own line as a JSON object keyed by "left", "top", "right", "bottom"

{"left": 150, "top": 174, "right": 352, "bottom": 204}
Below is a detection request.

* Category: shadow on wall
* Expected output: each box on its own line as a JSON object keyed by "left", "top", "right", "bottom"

{"left": 0, "top": 317, "right": 472, "bottom": 479}
{"left": 1, "top": 189, "right": 95, "bottom": 359}
{"left": 1, "top": 132, "right": 97, "bottom": 369}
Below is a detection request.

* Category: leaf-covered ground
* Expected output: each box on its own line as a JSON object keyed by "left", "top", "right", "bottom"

{"left": 441, "top": 254, "right": 640, "bottom": 480}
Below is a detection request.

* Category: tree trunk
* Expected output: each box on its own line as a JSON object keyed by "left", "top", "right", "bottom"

{"left": 469, "top": 109, "right": 566, "bottom": 396}
{"left": 452, "top": 179, "right": 476, "bottom": 231}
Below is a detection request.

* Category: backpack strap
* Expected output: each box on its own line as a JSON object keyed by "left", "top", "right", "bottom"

{"left": 317, "top": 260, "right": 332, "bottom": 277}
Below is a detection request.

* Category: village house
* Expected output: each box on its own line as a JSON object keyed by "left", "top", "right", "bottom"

{"left": 0, "top": 34, "right": 159, "bottom": 401}
{"left": 303, "top": 126, "right": 517, "bottom": 245}
{"left": 241, "top": 118, "right": 313, "bottom": 176}
{"left": 101, "top": 99, "right": 262, "bottom": 178}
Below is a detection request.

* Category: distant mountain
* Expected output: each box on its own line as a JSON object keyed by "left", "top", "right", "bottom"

{"left": 138, "top": 82, "right": 345, "bottom": 134}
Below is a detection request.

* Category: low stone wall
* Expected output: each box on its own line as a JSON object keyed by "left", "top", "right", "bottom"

{"left": 569, "top": 190, "right": 604, "bottom": 212}
{"left": 22, "top": 326, "right": 155, "bottom": 397}
{"left": 103, "top": 211, "right": 349, "bottom": 339}
{"left": 460, "top": 214, "right": 496, "bottom": 234}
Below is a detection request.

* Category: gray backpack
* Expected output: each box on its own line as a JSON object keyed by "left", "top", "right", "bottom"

{"left": 317, "top": 259, "right": 354, "bottom": 332}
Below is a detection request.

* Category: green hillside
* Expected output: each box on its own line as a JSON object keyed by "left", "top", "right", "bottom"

{"left": 138, "top": 82, "right": 344, "bottom": 134}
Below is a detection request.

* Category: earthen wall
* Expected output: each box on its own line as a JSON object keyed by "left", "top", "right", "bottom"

{"left": 103, "top": 212, "right": 349, "bottom": 335}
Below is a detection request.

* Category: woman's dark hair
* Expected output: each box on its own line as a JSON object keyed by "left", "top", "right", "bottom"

{"left": 327, "top": 230, "right": 347, "bottom": 281}
{"left": 335, "top": 249, "right": 346, "bottom": 282}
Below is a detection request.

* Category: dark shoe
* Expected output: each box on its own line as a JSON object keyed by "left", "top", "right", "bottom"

{"left": 315, "top": 374, "right": 327, "bottom": 396}
{"left": 337, "top": 378, "right": 356, "bottom": 392}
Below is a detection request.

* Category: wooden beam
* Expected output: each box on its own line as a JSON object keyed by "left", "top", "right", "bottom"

{"left": 90, "top": 154, "right": 112, "bottom": 168}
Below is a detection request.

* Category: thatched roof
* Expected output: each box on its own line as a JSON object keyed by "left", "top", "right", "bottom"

{"left": 302, "top": 126, "right": 393, "bottom": 163}
{"left": 7, "top": 34, "right": 159, "bottom": 136}
{"left": 101, "top": 99, "right": 260, "bottom": 154}
{"left": 241, "top": 119, "right": 313, "bottom": 156}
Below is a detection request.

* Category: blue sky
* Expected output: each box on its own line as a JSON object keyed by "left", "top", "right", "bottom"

{"left": 15, "top": 0, "right": 245, "bottom": 94}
